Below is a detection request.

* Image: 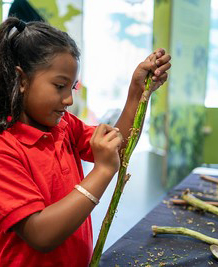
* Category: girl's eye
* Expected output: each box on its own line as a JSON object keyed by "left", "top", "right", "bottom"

{"left": 55, "top": 84, "right": 65, "bottom": 90}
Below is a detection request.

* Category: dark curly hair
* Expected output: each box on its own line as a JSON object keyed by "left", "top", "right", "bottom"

{"left": 0, "top": 17, "right": 80, "bottom": 133}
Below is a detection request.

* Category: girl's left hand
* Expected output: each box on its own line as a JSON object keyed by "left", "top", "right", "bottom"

{"left": 129, "top": 48, "right": 171, "bottom": 97}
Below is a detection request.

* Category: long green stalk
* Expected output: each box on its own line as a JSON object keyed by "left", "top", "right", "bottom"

{"left": 89, "top": 73, "right": 154, "bottom": 267}
{"left": 152, "top": 225, "right": 218, "bottom": 245}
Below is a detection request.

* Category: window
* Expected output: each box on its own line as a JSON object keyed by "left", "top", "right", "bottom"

{"left": 83, "top": 0, "right": 154, "bottom": 127}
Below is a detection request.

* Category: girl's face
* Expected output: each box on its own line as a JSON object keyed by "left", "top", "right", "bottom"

{"left": 19, "top": 52, "right": 79, "bottom": 131}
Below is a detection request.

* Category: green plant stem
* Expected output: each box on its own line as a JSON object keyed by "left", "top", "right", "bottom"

{"left": 152, "top": 225, "right": 218, "bottom": 245}
{"left": 182, "top": 190, "right": 218, "bottom": 215}
{"left": 89, "top": 73, "right": 154, "bottom": 267}
{"left": 170, "top": 198, "right": 218, "bottom": 206}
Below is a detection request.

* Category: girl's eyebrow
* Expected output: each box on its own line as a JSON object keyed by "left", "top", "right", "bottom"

{"left": 55, "top": 75, "right": 71, "bottom": 82}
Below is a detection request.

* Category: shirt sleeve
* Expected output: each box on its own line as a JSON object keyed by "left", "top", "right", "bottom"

{"left": 64, "top": 112, "right": 96, "bottom": 162}
{"left": 0, "top": 138, "right": 45, "bottom": 233}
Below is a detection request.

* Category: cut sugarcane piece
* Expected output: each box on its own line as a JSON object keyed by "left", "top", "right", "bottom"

{"left": 152, "top": 225, "right": 218, "bottom": 245}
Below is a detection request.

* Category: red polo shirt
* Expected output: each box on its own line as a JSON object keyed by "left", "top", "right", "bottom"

{"left": 0, "top": 112, "right": 96, "bottom": 267}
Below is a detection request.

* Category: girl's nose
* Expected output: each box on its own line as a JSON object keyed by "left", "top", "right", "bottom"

{"left": 62, "top": 93, "right": 73, "bottom": 106}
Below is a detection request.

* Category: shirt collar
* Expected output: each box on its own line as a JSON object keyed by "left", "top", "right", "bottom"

{"left": 8, "top": 118, "right": 68, "bottom": 145}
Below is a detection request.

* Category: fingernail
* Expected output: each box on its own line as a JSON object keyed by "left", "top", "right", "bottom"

{"left": 152, "top": 76, "right": 157, "bottom": 81}
{"left": 156, "top": 60, "right": 159, "bottom": 65}
{"left": 114, "top": 127, "right": 120, "bottom": 131}
{"left": 155, "top": 70, "right": 160, "bottom": 75}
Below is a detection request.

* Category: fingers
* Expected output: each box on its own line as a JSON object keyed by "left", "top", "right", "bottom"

{"left": 152, "top": 62, "right": 171, "bottom": 80}
{"left": 152, "top": 72, "right": 168, "bottom": 91}
{"left": 147, "top": 48, "right": 165, "bottom": 62}
{"left": 152, "top": 53, "right": 171, "bottom": 82}
{"left": 109, "top": 135, "right": 123, "bottom": 150}
{"left": 156, "top": 54, "right": 171, "bottom": 67}
{"left": 104, "top": 128, "right": 123, "bottom": 142}
{"left": 145, "top": 49, "right": 170, "bottom": 76}
{"left": 158, "top": 72, "right": 168, "bottom": 84}
{"left": 142, "top": 60, "right": 157, "bottom": 74}
{"left": 104, "top": 127, "right": 123, "bottom": 150}
{"left": 91, "top": 124, "right": 123, "bottom": 146}
{"left": 90, "top": 124, "right": 122, "bottom": 174}
{"left": 140, "top": 54, "right": 158, "bottom": 75}
{"left": 154, "top": 48, "right": 165, "bottom": 58}
{"left": 91, "top": 124, "right": 114, "bottom": 140}
{"left": 156, "top": 62, "right": 171, "bottom": 75}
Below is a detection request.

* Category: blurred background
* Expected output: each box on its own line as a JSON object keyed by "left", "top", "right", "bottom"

{"left": 1, "top": 0, "right": 218, "bottom": 251}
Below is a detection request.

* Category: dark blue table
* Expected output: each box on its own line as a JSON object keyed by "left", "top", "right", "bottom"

{"left": 99, "top": 171, "right": 218, "bottom": 267}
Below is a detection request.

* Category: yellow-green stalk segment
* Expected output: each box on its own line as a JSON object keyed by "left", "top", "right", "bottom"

{"left": 89, "top": 73, "right": 154, "bottom": 267}
{"left": 182, "top": 189, "right": 218, "bottom": 215}
{"left": 152, "top": 226, "right": 218, "bottom": 245}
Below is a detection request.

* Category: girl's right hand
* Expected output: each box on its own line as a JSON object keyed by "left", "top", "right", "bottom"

{"left": 90, "top": 124, "right": 123, "bottom": 175}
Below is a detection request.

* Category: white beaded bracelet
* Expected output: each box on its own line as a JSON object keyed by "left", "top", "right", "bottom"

{"left": 74, "top": 185, "right": 99, "bottom": 205}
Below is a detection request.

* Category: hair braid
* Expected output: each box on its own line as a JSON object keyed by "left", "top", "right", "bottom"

{"left": 0, "top": 17, "right": 22, "bottom": 132}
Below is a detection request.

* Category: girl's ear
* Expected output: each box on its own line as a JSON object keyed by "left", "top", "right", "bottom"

{"left": 15, "top": 66, "right": 28, "bottom": 93}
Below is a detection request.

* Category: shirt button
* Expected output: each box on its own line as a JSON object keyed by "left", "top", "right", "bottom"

{"left": 43, "top": 135, "right": 48, "bottom": 138}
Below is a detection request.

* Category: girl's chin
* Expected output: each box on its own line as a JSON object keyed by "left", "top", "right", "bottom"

{"left": 51, "top": 117, "right": 62, "bottom": 127}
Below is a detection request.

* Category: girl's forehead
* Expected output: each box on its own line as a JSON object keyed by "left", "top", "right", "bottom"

{"left": 40, "top": 53, "right": 79, "bottom": 79}
{"left": 50, "top": 53, "right": 78, "bottom": 70}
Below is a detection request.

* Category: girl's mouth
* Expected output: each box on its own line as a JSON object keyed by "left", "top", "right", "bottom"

{"left": 55, "top": 111, "right": 65, "bottom": 117}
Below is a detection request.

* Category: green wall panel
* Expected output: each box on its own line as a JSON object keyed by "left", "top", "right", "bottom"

{"left": 167, "top": 0, "right": 210, "bottom": 188}
{"left": 150, "top": 0, "right": 171, "bottom": 150}
{"left": 150, "top": 0, "right": 171, "bottom": 185}
{"left": 0, "top": 0, "right": 2, "bottom": 22}
{"left": 203, "top": 108, "right": 218, "bottom": 164}
{"left": 150, "top": 0, "right": 211, "bottom": 188}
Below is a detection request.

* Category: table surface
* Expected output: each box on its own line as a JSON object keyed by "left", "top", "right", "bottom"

{"left": 99, "top": 169, "right": 218, "bottom": 267}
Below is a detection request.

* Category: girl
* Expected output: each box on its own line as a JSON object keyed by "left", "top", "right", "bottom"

{"left": 0, "top": 17, "right": 171, "bottom": 267}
